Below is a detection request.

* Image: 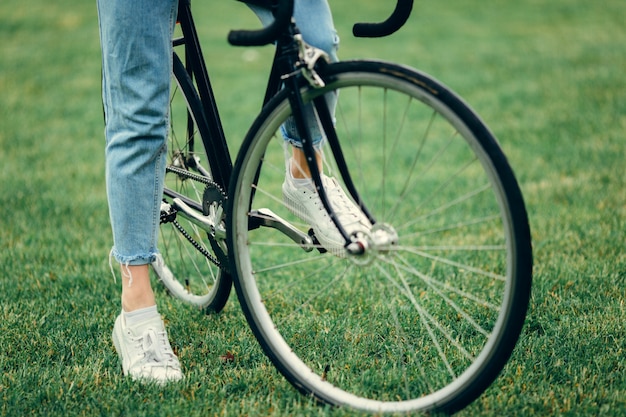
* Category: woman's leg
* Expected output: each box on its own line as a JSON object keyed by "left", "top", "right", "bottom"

{"left": 97, "top": 0, "right": 183, "bottom": 383}
{"left": 249, "top": 0, "right": 339, "bottom": 176}
{"left": 251, "top": 1, "right": 372, "bottom": 254}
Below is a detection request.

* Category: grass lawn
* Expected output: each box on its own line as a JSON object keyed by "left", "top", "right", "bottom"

{"left": 1, "top": 0, "right": 624, "bottom": 415}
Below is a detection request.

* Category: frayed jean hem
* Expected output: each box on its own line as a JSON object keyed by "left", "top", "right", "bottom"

{"left": 281, "top": 125, "right": 326, "bottom": 149}
{"left": 109, "top": 248, "right": 158, "bottom": 287}
{"left": 110, "top": 247, "right": 158, "bottom": 266}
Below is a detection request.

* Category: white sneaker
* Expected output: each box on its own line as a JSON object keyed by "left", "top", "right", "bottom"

{"left": 112, "top": 313, "right": 183, "bottom": 384}
{"left": 282, "top": 173, "right": 372, "bottom": 256}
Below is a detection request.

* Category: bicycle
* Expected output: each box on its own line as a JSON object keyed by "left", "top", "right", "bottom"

{"left": 152, "top": 0, "right": 533, "bottom": 413}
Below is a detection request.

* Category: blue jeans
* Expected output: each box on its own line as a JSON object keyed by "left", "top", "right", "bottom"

{"left": 97, "top": 0, "right": 339, "bottom": 265}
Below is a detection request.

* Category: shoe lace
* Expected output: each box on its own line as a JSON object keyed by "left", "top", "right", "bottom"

{"left": 132, "top": 328, "right": 178, "bottom": 368}
{"left": 323, "top": 178, "right": 369, "bottom": 228}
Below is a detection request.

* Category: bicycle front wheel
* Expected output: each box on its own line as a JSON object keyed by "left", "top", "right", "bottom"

{"left": 227, "top": 61, "right": 532, "bottom": 414}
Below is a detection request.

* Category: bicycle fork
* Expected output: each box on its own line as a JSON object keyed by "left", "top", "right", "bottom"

{"left": 279, "top": 32, "right": 376, "bottom": 256}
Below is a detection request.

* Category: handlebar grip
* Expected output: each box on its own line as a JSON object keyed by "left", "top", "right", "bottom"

{"left": 353, "top": 0, "right": 413, "bottom": 38}
{"left": 228, "top": 0, "right": 294, "bottom": 46}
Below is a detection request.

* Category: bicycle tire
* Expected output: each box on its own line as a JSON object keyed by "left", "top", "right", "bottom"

{"left": 153, "top": 52, "right": 232, "bottom": 313}
{"left": 227, "top": 60, "right": 532, "bottom": 414}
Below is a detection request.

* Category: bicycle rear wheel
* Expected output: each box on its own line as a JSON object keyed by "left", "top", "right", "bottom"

{"left": 227, "top": 60, "right": 532, "bottom": 413}
{"left": 153, "top": 53, "right": 232, "bottom": 313}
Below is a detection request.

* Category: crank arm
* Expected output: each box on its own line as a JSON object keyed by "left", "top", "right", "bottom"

{"left": 249, "top": 208, "right": 314, "bottom": 252}
{"left": 171, "top": 198, "right": 224, "bottom": 238}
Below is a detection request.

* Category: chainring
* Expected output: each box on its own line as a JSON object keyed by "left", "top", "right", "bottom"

{"left": 202, "top": 183, "right": 229, "bottom": 269}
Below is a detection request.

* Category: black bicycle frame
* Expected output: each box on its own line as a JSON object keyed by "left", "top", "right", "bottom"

{"left": 173, "top": 0, "right": 411, "bottom": 246}
{"left": 175, "top": 0, "right": 367, "bottom": 247}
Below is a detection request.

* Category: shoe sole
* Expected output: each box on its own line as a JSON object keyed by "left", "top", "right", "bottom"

{"left": 112, "top": 316, "right": 129, "bottom": 376}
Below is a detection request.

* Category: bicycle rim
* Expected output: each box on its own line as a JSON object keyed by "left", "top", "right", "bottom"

{"left": 228, "top": 61, "right": 532, "bottom": 413}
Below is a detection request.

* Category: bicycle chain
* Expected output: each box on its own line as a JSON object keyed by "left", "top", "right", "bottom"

{"left": 171, "top": 218, "right": 221, "bottom": 268}
{"left": 161, "top": 165, "right": 226, "bottom": 268}
{"left": 165, "top": 165, "right": 220, "bottom": 188}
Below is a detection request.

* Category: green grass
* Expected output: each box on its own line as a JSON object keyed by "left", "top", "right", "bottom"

{"left": 1, "top": 0, "right": 625, "bottom": 415}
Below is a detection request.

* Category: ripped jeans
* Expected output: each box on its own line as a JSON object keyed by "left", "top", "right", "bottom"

{"left": 97, "top": 0, "right": 339, "bottom": 266}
